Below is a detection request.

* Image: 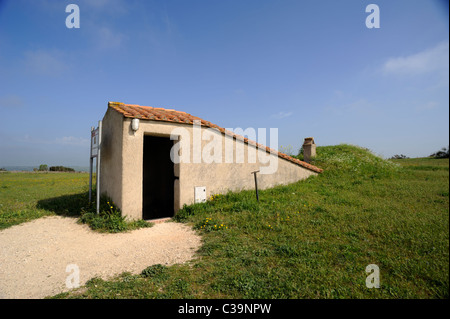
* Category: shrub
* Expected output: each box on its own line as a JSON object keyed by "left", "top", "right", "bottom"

{"left": 390, "top": 154, "right": 409, "bottom": 159}
{"left": 141, "top": 264, "right": 168, "bottom": 280}
{"left": 79, "top": 210, "right": 127, "bottom": 233}
{"left": 78, "top": 195, "right": 152, "bottom": 233}
{"left": 49, "top": 166, "right": 75, "bottom": 172}
{"left": 430, "top": 147, "right": 449, "bottom": 159}
{"left": 297, "top": 145, "right": 304, "bottom": 158}
{"left": 279, "top": 144, "right": 295, "bottom": 156}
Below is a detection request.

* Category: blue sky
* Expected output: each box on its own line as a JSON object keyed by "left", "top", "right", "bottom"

{"left": 0, "top": 0, "right": 448, "bottom": 167}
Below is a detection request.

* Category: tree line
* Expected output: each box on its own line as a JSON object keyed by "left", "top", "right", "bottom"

{"left": 35, "top": 164, "right": 75, "bottom": 172}
{"left": 390, "top": 146, "right": 449, "bottom": 160}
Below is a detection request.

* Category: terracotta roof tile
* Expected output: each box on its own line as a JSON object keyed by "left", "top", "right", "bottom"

{"left": 108, "top": 101, "right": 323, "bottom": 173}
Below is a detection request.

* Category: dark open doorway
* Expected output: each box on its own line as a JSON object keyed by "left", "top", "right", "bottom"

{"left": 143, "top": 135, "right": 175, "bottom": 220}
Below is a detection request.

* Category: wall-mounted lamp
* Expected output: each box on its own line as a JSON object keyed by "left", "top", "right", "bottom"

{"left": 131, "top": 118, "right": 140, "bottom": 133}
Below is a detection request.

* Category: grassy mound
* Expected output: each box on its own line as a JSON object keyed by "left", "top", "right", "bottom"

{"left": 309, "top": 144, "right": 400, "bottom": 178}
{"left": 2, "top": 144, "right": 440, "bottom": 299}
{"left": 62, "top": 144, "right": 448, "bottom": 299}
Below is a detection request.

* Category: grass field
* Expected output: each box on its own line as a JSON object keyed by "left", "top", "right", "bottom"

{"left": 0, "top": 144, "right": 448, "bottom": 298}
{"left": 0, "top": 172, "right": 89, "bottom": 229}
{"left": 0, "top": 172, "right": 150, "bottom": 233}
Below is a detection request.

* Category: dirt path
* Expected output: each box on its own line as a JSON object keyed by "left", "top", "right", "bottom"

{"left": 0, "top": 216, "right": 202, "bottom": 299}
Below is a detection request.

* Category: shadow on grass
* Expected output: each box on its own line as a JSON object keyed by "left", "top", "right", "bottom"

{"left": 37, "top": 191, "right": 93, "bottom": 217}
{"left": 37, "top": 192, "right": 152, "bottom": 233}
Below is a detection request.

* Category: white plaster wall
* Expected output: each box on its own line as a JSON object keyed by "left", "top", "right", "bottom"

{"left": 102, "top": 115, "right": 318, "bottom": 220}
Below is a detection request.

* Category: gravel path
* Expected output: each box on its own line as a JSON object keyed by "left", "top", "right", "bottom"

{"left": 0, "top": 216, "right": 202, "bottom": 299}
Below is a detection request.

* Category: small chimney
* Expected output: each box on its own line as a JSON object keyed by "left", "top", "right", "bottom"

{"left": 302, "top": 137, "right": 316, "bottom": 163}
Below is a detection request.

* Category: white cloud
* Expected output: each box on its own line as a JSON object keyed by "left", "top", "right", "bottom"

{"left": 324, "top": 98, "right": 376, "bottom": 116}
{"left": 23, "top": 50, "right": 68, "bottom": 76}
{"left": 415, "top": 101, "right": 439, "bottom": 112}
{"left": 95, "top": 26, "right": 126, "bottom": 50}
{"left": 79, "top": 0, "right": 128, "bottom": 15}
{"left": 333, "top": 90, "right": 345, "bottom": 99}
{"left": 271, "top": 111, "right": 293, "bottom": 119}
{"left": 382, "top": 40, "right": 449, "bottom": 76}
{"left": 76, "top": 0, "right": 128, "bottom": 51}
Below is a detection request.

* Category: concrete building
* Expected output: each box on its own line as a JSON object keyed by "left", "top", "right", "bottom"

{"left": 100, "top": 102, "right": 323, "bottom": 221}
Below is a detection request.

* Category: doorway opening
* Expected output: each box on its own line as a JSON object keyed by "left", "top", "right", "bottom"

{"left": 142, "top": 135, "right": 175, "bottom": 220}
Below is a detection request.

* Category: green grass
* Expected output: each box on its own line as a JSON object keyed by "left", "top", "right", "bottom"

{"left": 0, "top": 172, "right": 151, "bottom": 232}
{"left": 78, "top": 195, "right": 152, "bottom": 233}
{"left": 1, "top": 144, "right": 448, "bottom": 298}
{"left": 0, "top": 172, "right": 89, "bottom": 229}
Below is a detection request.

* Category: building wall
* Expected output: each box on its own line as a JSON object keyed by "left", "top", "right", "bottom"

{"left": 99, "top": 108, "right": 124, "bottom": 210}
{"left": 102, "top": 113, "right": 318, "bottom": 220}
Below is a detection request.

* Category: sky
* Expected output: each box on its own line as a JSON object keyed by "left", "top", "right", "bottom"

{"left": 0, "top": 0, "right": 448, "bottom": 167}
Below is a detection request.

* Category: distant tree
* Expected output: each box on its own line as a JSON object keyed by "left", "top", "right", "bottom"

{"left": 279, "top": 145, "right": 294, "bottom": 156}
{"left": 390, "top": 154, "right": 409, "bottom": 159}
{"left": 38, "top": 164, "right": 48, "bottom": 171}
{"left": 298, "top": 145, "right": 304, "bottom": 156}
{"left": 293, "top": 145, "right": 305, "bottom": 161}
{"left": 430, "top": 146, "right": 449, "bottom": 159}
{"left": 49, "top": 166, "right": 75, "bottom": 172}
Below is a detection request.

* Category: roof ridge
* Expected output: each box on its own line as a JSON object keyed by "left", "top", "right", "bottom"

{"left": 109, "top": 102, "right": 190, "bottom": 115}
{"left": 107, "top": 102, "right": 323, "bottom": 173}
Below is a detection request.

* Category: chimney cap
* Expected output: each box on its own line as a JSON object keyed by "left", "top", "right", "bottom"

{"left": 303, "top": 137, "right": 315, "bottom": 145}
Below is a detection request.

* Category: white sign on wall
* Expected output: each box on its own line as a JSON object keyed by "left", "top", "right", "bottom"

{"left": 194, "top": 186, "right": 206, "bottom": 203}
{"left": 91, "top": 127, "right": 99, "bottom": 158}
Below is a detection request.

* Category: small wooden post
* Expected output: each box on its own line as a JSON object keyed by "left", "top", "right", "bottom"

{"left": 251, "top": 170, "right": 260, "bottom": 202}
